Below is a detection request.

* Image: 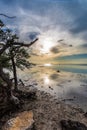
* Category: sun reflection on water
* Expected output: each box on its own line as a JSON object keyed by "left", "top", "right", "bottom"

{"left": 44, "top": 63, "right": 52, "bottom": 67}
{"left": 44, "top": 75, "right": 50, "bottom": 85}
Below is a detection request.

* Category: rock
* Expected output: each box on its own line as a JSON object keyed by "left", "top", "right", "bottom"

{"left": 57, "top": 70, "right": 60, "bottom": 73}
{"left": 60, "top": 120, "right": 87, "bottom": 130}
{"left": 49, "top": 86, "right": 53, "bottom": 90}
{"left": 68, "top": 80, "right": 71, "bottom": 82}
{"left": 0, "top": 86, "right": 19, "bottom": 118}
{"left": 13, "top": 90, "right": 37, "bottom": 100}
{"left": 84, "top": 112, "right": 87, "bottom": 118}
{"left": 62, "top": 98, "right": 74, "bottom": 102}
{"left": 11, "top": 95, "right": 20, "bottom": 105}
{"left": 33, "top": 83, "right": 38, "bottom": 86}
{"left": 3, "top": 111, "right": 34, "bottom": 130}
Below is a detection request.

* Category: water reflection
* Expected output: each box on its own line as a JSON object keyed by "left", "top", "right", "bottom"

{"left": 50, "top": 74, "right": 59, "bottom": 81}
{"left": 18, "top": 64, "right": 87, "bottom": 111}
{"left": 44, "top": 75, "right": 50, "bottom": 85}
{"left": 44, "top": 63, "right": 52, "bottom": 67}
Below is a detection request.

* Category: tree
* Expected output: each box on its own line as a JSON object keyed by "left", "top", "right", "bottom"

{"left": 5, "top": 32, "right": 34, "bottom": 90}
{"left": 0, "top": 19, "right": 38, "bottom": 101}
{"left": 9, "top": 43, "right": 32, "bottom": 90}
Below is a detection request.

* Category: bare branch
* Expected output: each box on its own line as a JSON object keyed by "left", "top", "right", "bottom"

{"left": 0, "top": 14, "right": 16, "bottom": 19}
{"left": 13, "top": 38, "right": 38, "bottom": 47}
{"left": 0, "top": 38, "right": 38, "bottom": 55}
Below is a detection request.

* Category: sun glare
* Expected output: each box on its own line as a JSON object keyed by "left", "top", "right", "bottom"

{"left": 40, "top": 38, "right": 54, "bottom": 54}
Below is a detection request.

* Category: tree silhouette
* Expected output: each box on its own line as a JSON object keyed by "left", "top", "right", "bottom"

{"left": 0, "top": 19, "right": 38, "bottom": 102}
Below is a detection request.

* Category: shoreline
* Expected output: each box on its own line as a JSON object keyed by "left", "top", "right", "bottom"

{"left": 1, "top": 87, "right": 87, "bottom": 130}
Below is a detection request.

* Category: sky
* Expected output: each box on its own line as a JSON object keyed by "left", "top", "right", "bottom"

{"left": 0, "top": 0, "right": 87, "bottom": 64}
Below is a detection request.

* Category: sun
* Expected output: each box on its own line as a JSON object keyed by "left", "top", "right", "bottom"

{"left": 40, "top": 38, "right": 54, "bottom": 54}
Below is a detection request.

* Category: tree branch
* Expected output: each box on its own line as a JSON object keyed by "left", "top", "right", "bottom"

{"left": 0, "top": 38, "right": 38, "bottom": 55}
{"left": 0, "top": 14, "right": 16, "bottom": 19}
{"left": 13, "top": 38, "right": 38, "bottom": 47}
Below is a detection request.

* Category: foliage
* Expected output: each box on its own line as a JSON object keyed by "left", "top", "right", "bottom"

{"left": 0, "top": 17, "right": 38, "bottom": 91}
{"left": 0, "top": 19, "right": 31, "bottom": 68}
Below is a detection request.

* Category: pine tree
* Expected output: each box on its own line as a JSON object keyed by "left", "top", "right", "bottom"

{"left": 0, "top": 19, "right": 38, "bottom": 104}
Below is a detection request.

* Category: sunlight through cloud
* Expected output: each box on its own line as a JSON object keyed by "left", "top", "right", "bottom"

{"left": 40, "top": 38, "right": 54, "bottom": 54}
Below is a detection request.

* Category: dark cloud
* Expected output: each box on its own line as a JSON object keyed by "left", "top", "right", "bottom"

{"left": 70, "top": 12, "right": 87, "bottom": 34}
{"left": 58, "top": 39, "right": 73, "bottom": 47}
{"left": 2, "top": 0, "right": 15, "bottom": 4}
{"left": 50, "top": 46, "right": 59, "bottom": 54}
{"left": 29, "top": 32, "right": 40, "bottom": 41}
{"left": 50, "top": 41, "right": 73, "bottom": 54}
{"left": 57, "top": 40, "right": 68, "bottom": 46}
{"left": 57, "top": 39, "right": 64, "bottom": 42}
{"left": 57, "top": 0, "right": 87, "bottom": 35}
{"left": 69, "top": 44, "right": 73, "bottom": 47}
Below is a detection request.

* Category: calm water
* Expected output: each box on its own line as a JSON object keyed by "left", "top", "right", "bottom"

{"left": 52, "top": 64, "right": 87, "bottom": 74}
{"left": 18, "top": 64, "right": 87, "bottom": 111}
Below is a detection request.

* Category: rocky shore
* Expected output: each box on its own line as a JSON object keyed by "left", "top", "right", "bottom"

{"left": 1, "top": 87, "right": 87, "bottom": 130}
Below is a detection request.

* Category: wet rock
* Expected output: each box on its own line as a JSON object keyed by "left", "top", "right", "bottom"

{"left": 57, "top": 70, "right": 60, "bottom": 73}
{"left": 74, "top": 96, "right": 76, "bottom": 99}
{"left": 68, "top": 80, "right": 71, "bottom": 82}
{"left": 29, "top": 85, "right": 33, "bottom": 87}
{"left": 60, "top": 120, "right": 87, "bottom": 130}
{"left": 62, "top": 98, "right": 74, "bottom": 102}
{"left": 33, "top": 83, "right": 38, "bottom": 86}
{"left": 49, "top": 86, "right": 53, "bottom": 90}
{"left": 3, "top": 111, "right": 34, "bottom": 130}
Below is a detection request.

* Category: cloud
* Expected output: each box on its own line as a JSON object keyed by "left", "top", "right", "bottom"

{"left": 50, "top": 40, "right": 73, "bottom": 55}
{"left": 0, "top": 0, "right": 87, "bottom": 61}
{"left": 79, "top": 43, "right": 87, "bottom": 48}
{"left": 50, "top": 47, "right": 59, "bottom": 54}
{"left": 55, "top": 53, "right": 87, "bottom": 61}
{"left": 29, "top": 32, "right": 40, "bottom": 41}
{"left": 70, "top": 12, "right": 87, "bottom": 34}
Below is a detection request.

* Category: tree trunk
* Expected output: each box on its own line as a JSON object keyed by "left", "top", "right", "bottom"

{"left": 0, "top": 66, "right": 12, "bottom": 99}
{"left": 0, "top": 67, "right": 20, "bottom": 118}
{"left": 11, "top": 56, "right": 18, "bottom": 90}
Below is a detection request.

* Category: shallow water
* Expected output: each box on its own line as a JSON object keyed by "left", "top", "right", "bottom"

{"left": 52, "top": 64, "right": 87, "bottom": 74}
{"left": 18, "top": 64, "right": 87, "bottom": 111}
